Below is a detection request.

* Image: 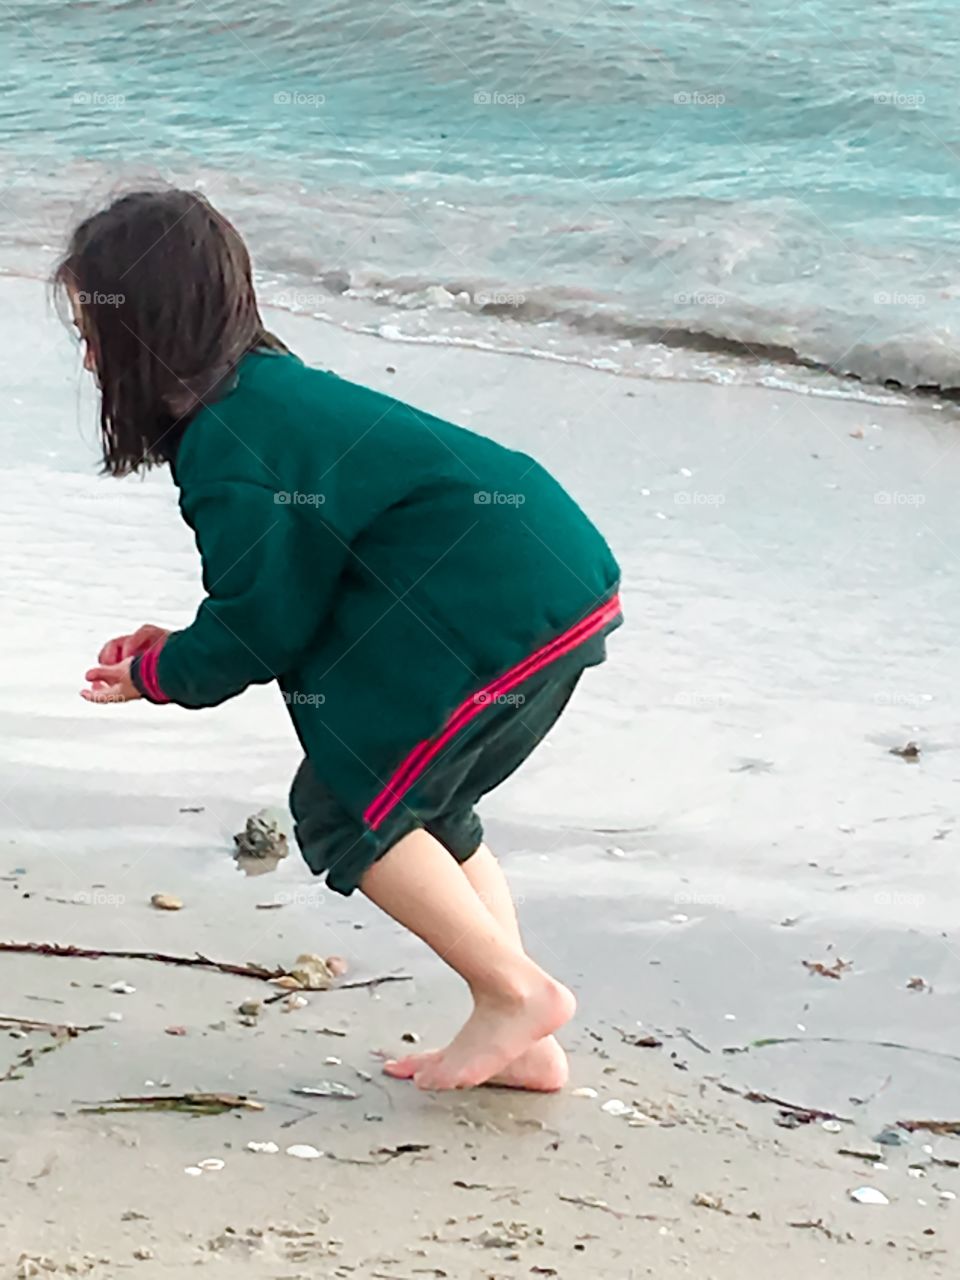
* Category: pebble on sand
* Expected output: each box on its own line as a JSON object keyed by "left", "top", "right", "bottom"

{"left": 150, "top": 893, "right": 183, "bottom": 911}
{"left": 848, "top": 1186, "right": 890, "bottom": 1206}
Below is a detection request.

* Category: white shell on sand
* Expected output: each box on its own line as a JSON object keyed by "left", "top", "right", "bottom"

{"left": 183, "top": 1166, "right": 203, "bottom": 1177}
{"left": 848, "top": 1186, "right": 890, "bottom": 1206}
{"left": 821, "top": 1120, "right": 844, "bottom": 1134}
{"left": 571, "top": 1087, "right": 599, "bottom": 1099}
{"left": 198, "top": 1159, "right": 225, "bottom": 1172}
{"left": 601, "top": 1099, "right": 632, "bottom": 1117}
{"left": 286, "top": 1144, "right": 323, "bottom": 1160}
{"left": 247, "top": 1141, "right": 280, "bottom": 1155}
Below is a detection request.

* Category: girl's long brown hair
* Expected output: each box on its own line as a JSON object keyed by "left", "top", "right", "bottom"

{"left": 53, "top": 188, "right": 287, "bottom": 476}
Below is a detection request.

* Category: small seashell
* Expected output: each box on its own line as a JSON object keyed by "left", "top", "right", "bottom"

{"left": 323, "top": 1056, "right": 342, "bottom": 1066}
{"left": 908, "top": 1167, "right": 926, "bottom": 1179}
{"left": 939, "top": 1190, "right": 956, "bottom": 1202}
{"left": 107, "top": 1012, "right": 124, "bottom": 1023}
{"left": 601, "top": 1099, "right": 632, "bottom": 1117}
{"left": 670, "top": 913, "right": 689, "bottom": 924}
{"left": 198, "top": 1159, "right": 224, "bottom": 1172}
{"left": 246, "top": 1141, "right": 280, "bottom": 1154}
{"left": 848, "top": 1186, "right": 890, "bottom": 1206}
{"left": 272, "top": 975, "right": 304, "bottom": 990}
{"left": 286, "top": 1144, "right": 322, "bottom": 1160}
{"left": 284, "top": 994, "right": 309, "bottom": 1011}
{"left": 822, "top": 1120, "right": 844, "bottom": 1134}
{"left": 571, "top": 1087, "right": 599, "bottom": 1099}
{"left": 109, "top": 981, "right": 136, "bottom": 995}
{"left": 150, "top": 893, "right": 182, "bottom": 911}
{"left": 183, "top": 1166, "right": 203, "bottom": 1177}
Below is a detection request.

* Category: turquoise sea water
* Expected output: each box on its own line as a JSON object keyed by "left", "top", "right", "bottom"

{"left": 2, "top": 0, "right": 960, "bottom": 390}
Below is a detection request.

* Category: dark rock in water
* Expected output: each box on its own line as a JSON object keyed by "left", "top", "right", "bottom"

{"left": 233, "top": 810, "right": 288, "bottom": 862}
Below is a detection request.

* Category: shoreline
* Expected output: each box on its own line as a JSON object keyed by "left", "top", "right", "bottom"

{"left": 2, "top": 276, "right": 960, "bottom": 1273}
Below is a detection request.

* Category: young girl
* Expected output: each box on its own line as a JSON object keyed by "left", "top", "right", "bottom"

{"left": 64, "top": 189, "right": 622, "bottom": 1093}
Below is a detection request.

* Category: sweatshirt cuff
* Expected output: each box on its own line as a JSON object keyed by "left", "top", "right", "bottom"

{"left": 131, "top": 641, "right": 171, "bottom": 705}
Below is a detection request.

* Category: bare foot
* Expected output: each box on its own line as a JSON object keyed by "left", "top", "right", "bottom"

{"left": 384, "top": 1035, "right": 569, "bottom": 1092}
{"left": 395, "top": 971, "right": 575, "bottom": 1090}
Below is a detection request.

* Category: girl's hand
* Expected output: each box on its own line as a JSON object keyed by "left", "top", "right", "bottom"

{"left": 81, "top": 657, "right": 142, "bottom": 704}
{"left": 98, "top": 623, "right": 170, "bottom": 665}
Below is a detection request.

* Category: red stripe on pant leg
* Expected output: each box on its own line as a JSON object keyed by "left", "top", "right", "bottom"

{"left": 364, "top": 594, "right": 620, "bottom": 825}
{"left": 363, "top": 594, "right": 620, "bottom": 829}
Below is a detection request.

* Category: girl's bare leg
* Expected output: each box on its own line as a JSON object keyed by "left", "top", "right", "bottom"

{"left": 361, "top": 831, "right": 575, "bottom": 1090}
{"left": 383, "top": 844, "right": 569, "bottom": 1090}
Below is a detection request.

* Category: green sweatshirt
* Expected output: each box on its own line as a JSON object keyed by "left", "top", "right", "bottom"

{"left": 132, "top": 349, "right": 621, "bottom": 825}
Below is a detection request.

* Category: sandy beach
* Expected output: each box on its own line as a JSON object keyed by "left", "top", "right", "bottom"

{"left": 2, "top": 276, "right": 960, "bottom": 1276}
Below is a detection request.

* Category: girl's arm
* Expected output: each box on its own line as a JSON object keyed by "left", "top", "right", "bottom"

{"left": 131, "top": 480, "right": 350, "bottom": 708}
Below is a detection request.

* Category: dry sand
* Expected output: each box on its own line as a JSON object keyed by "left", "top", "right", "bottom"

{"left": 2, "top": 279, "right": 959, "bottom": 1276}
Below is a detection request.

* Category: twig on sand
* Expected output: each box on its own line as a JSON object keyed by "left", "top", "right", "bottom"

{"left": 0, "top": 1014, "right": 101, "bottom": 1033}
{"left": 723, "top": 1035, "right": 960, "bottom": 1067}
{"left": 264, "top": 974, "right": 413, "bottom": 1005}
{"left": 2, "top": 942, "right": 414, "bottom": 994}
{"left": 0, "top": 940, "right": 283, "bottom": 981}
{"left": 717, "top": 1081, "right": 851, "bottom": 1124}
{"left": 558, "top": 1193, "right": 667, "bottom": 1222}
{"left": 898, "top": 1119, "right": 960, "bottom": 1136}
{"left": 78, "top": 1092, "right": 263, "bottom": 1116}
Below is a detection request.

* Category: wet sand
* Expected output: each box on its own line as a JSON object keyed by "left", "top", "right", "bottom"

{"left": 2, "top": 277, "right": 960, "bottom": 1274}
